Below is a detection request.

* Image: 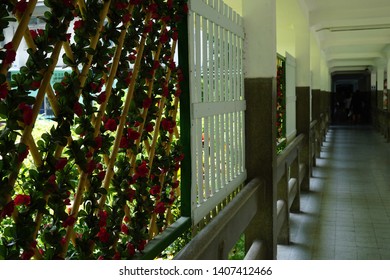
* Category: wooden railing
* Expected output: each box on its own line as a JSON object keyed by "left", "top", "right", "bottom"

{"left": 175, "top": 178, "right": 265, "bottom": 259}
{"left": 175, "top": 132, "right": 312, "bottom": 259}
{"left": 275, "top": 134, "right": 305, "bottom": 244}
{"left": 376, "top": 109, "right": 390, "bottom": 141}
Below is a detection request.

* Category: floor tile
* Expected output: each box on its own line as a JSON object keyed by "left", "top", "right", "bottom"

{"left": 277, "top": 125, "right": 390, "bottom": 260}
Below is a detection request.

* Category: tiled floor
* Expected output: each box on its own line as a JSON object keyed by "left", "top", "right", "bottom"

{"left": 277, "top": 125, "right": 390, "bottom": 260}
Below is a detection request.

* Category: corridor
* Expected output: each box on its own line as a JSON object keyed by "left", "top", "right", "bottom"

{"left": 277, "top": 125, "right": 390, "bottom": 260}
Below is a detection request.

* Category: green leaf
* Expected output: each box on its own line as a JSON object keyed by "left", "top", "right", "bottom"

{"left": 97, "top": 188, "right": 107, "bottom": 195}
{"left": 29, "top": 169, "right": 40, "bottom": 181}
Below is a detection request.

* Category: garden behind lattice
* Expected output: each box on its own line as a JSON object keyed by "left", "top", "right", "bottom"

{"left": 0, "top": 0, "right": 187, "bottom": 260}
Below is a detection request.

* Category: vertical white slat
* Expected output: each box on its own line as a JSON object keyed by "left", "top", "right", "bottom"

{"left": 208, "top": 1, "right": 216, "bottom": 194}
{"left": 233, "top": 32, "right": 239, "bottom": 177}
{"left": 201, "top": 14, "right": 211, "bottom": 199}
{"left": 238, "top": 35, "right": 245, "bottom": 173}
{"left": 214, "top": 0, "right": 222, "bottom": 192}
{"left": 209, "top": 5, "right": 215, "bottom": 102}
{"left": 227, "top": 4, "right": 234, "bottom": 181}
{"left": 188, "top": 9, "right": 198, "bottom": 214}
{"left": 228, "top": 5, "right": 233, "bottom": 103}
{"left": 228, "top": 10, "right": 237, "bottom": 180}
{"left": 202, "top": 16, "right": 208, "bottom": 103}
{"left": 218, "top": 1, "right": 225, "bottom": 184}
{"left": 195, "top": 13, "right": 204, "bottom": 204}
{"left": 240, "top": 38, "right": 245, "bottom": 172}
{"left": 197, "top": 118, "right": 204, "bottom": 203}
{"left": 195, "top": 14, "right": 202, "bottom": 103}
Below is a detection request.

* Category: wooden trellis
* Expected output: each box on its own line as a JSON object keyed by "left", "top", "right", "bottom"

{"left": 0, "top": 0, "right": 187, "bottom": 260}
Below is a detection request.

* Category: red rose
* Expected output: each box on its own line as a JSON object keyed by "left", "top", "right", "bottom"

{"left": 0, "top": 83, "right": 8, "bottom": 99}
{"left": 119, "top": 136, "right": 128, "bottom": 148}
{"left": 14, "top": 0, "right": 27, "bottom": 14}
{"left": 0, "top": 200, "right": 15, "bottom": 218}
{"left": 172, "top": 30, "right": 179, "bottom": 41}
{"left": 169, "top": 61, "right": 176, "bottom": 70}
{"left": 18, "top": 102, "right": 33, "bottom": 125}
{"left": 113, "top": 252, "right": 121, "bottom": 260}
{"left": 60, "top": 237, "right": 66, "bottom": 246}
{"left": 97, "top": 170, "right": 106, "bottom": 181}
{"left": 152, "top": 60, "right": 160, "bottom": 70}
{"left": 98, "top": 210, "right": 108, "bottom": 227}
{"left": 127, "top": 188, "right": 136, "bottom": 202}
{"left": 73, "top": 20, "right": 84, "bottom": 30}
{"left": 104, "top": 118, "right": 117, "bottom": 132}
{"left": 175, "top": 153, "right": 185, "bottom": 162}
{"left": 63, "top": 0, "right": 73, "bottom": 8}
{"left": 159, "top": 31, "right": 169, "bottom": 44}
{"left": 145, "top": 122, "right": 154, "bottom": 133}
{"left": 30, "top": 30, "right": 38, "bottom": 40}
{"left": 47, "top": 174, "right": 56, "bottom": 186}
{"left": 162, "top": 86, "right": 169, "bottom": 97}
{"left": 142, "top": 97, "right": 152, "bottom": 109}
{"left": 183, "top": 3, "right": 189, "bottom": 14}
{"left": 62, "top": 215, "right": 76, "bottom": 227}
{"left": 4, "top": 47, "right": 16, "bottom": 64}
{"left": 121, "top": 224, "right": 129, "bottom": 235}
{"left": 73, "top": 102, "right": 83, "bottom": 117}
{"left": 172, "top": 181, "right": 180, "bottom": 189}
{"left": 97, "top": 227, "right": 110, "bottom": 243}
{"left": 127, "top": 243, "right": 135, "bottom": 257}
{"left": 21, "top": 250, "right": 34, "bottom": 260}
{"left": 115, "top": 2, "right": 128, "bottom": 10}
{"left": 174, "top": 87, "right": 182, "bottom": 97}
{"left": 18, "top": 145, "right": 30, "bottom": 163}
{"left": 144, "top": 21, "right": 153, "bottom": 34}
{"left": 138, "top": 240, "right": 146, "bottom": 252}
{"left": 14, "top": 194, "right": 31, "bottom": 206}
{"left": 161, "top": 16, "right": 171, "bottom": 23}
{"left": 161, "top": 118, "right": 175, "bottom": 133}
{"left": 149, "top": 185, "right": 160, "bottom": 196}
{"left": 154, "top": 201, "right": 166, "bottom": 214}
{"left": 31, "top": 80, "right": 41, "bottom": 90}
{"left": 94, "top": 135, "right": 103, "bottom": 150}
{"left": 136, "top": 161, "right": 149, "bottom": 178}
{"left": 55, "top": 157, "right": 68, "bottom": 171}
{"left": 97, "top": 91, "right": 106, "bottom": 104}
{"left": 127, "top": 128, "right": 140, "bottom": 141}
{"left": 86, "top": 160, "right": 96, "bottom": 174}
{"left": 123, "top": 13, "right": 131, "bottom": 24}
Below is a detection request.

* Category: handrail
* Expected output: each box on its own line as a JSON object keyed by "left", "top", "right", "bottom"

{"left": 275, "top": 133, "right": 305, "bottom": 183}
{"left": 174, "top": 178, "right": 264, "bottom": 260}
{"left": 310, "top": 119, "right": 318, "bottom": 129}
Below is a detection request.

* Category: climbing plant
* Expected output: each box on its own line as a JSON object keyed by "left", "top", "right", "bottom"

{"left": 0, "top": 0, "right": 188, "bottom": 260}
{"left": 276, "top": 54, "right": 286, "bottom": 153}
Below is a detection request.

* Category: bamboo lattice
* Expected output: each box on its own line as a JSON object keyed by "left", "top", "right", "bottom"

{"left": 0, "top": 0, "right": 187, "bottom": 260}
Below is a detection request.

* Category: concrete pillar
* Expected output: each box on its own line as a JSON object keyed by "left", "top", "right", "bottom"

{"left": 243, "top": 0, "right": 277, "bottom": 260}
{"left": 294, "top": 7, "right": 310, "bottom": 192}
{"left": 377, "top": 62, "right": 385, "bottom": 110}
{"left": 311, "top": 34, "right": 321, "bottom": 122}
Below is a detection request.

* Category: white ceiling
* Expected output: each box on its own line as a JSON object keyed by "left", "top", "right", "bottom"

{"left": 302, "top": 0, "right": 390, "bottom": 73}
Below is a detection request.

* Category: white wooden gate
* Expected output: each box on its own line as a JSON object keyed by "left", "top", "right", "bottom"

{"left": 188, "top": 0, "right": 246, "bottom": 225}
